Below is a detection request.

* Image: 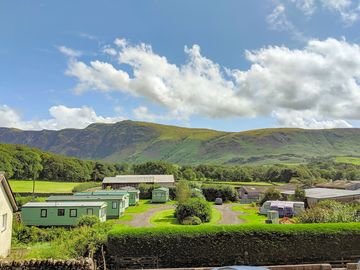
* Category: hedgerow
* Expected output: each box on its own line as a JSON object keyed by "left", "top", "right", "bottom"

{"left": 108, "top": 223, "right": 360, "bottom": 268}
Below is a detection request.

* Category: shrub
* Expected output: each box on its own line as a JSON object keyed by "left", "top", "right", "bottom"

{"left": 176, "top": 180, "right": 192, "bottom": 203}
{"left": 201, "top": 184, "right": 238, "bottom": 202}
{"left": 181, "top": 216, "right": 202, "bottom": 225}
{"left": 72, "top": 182, "right": 101, "bottom": 193}
{"left": 259, "top": 187, "right": 282, "bottom": 205}
{"left": 174, "top": 198, "right": 212, "bottom": 223}
{"left": 76, "top": 215, "right": 100, "bottom": 227}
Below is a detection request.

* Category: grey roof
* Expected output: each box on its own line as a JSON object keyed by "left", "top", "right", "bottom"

{"left": 153, "top": 187, "right": 169, "bottom": 192}
{"left": 46, "top": 195, "right": 126, "bottom": 201}
{"left": 103, "top": 175, "right": 175, "bottom": 184}
{"left": 282, "top": 188, "right": 360, "bottom": 199}
{"left": 22, "top": 201, "right": 107, "bottom": 208}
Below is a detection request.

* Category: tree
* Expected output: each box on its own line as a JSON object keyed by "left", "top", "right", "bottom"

{"left": 293, "top": 186, "right": 306, "bottom": 202}
{"left": 260, "top": 187, "right": 281, "bottom": 205}
{"left": 175, "top": 180, "right": 191, "bottom": 203}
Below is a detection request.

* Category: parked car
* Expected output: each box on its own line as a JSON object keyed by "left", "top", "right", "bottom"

{"left": 215, "top": 197, "right": 223, "bottom": 205}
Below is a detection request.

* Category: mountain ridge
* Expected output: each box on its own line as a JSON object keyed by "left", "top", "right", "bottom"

{"left": 0, "top": 120, "right": 359, "bottom": 165}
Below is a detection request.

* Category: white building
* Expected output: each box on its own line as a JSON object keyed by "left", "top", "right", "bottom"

{"left": 0, "top": 173, "right": 18, "bottom": 257}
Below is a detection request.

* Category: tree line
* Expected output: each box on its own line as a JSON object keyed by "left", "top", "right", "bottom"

{"left": 2, "top": 143, "right": 360, "bottom": 183}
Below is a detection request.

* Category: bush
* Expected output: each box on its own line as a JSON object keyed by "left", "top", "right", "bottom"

{"left": 108, "top": 223, "right": 360, "bottom": 269}
{"left": 201, "top": 184, "right": 238, "bottom": 202}
{"left": 174, "top": 198, "right": 212, "bottom": 223}
{"left": 181, "top": 216, "right": 202, "bottom": 225}
{"left": 76, "top": 215, "right": 100, "bottom": 227}
{"left": 72, "top": 182, "right": 101, "bottom": 193}
{"left": 297, "top": 200, "right": 358, "bottom": 223}
{"left": 259, "top": 187, "right": 282, "bottom": 205}
{"left": 176, "top": 180, "right": 192, "bottom": 203}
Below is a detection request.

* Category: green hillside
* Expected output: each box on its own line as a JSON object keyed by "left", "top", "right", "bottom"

{"left": 1, "top": 120, "right": 360, "bottom": 165}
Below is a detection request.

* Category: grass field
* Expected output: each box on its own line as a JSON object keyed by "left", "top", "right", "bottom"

{"left": 231, "top": 204, "right": 266, "bottom": 224}
{"left": 9, "top": 180, "right": 81, "bottom": 193}
{"left": 149, "top": 207, "right": 222, "bottom": 227}
{"left": 335, "top": 156, "right": 360, "bottom": 165}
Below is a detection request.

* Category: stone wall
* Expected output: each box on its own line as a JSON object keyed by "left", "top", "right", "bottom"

{"left": 0, "top": 258, "right": 94, "bottom": 270}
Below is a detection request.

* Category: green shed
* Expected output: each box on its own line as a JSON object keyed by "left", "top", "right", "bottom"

{"left": 74, "top": 191, "right": 130, "bottom": 208}
{"left": 21, "top": 201, "right": 107, "bottom": 226}
{"left": 152, "top": 187, "right": 170, "bottom": 203}
{"left": 46, "top": 195, "right": 126, "bottom": 218}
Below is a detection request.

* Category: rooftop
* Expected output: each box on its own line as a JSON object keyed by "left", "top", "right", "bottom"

{"left": 46, "top": 195, "right": 126, "bottom": 201}
{"left": 103, "top": 175, "right": 175, "bottom": 184}
{"left": 22, "top": 201, "right": 107, "bottom": 208}
{"left": 282, "top": 188, "right": 360, "bottom": 199}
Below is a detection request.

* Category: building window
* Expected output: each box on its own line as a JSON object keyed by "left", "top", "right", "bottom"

{"left": 40, "top": 209, "right": 47, "bottom": 218}
{"left": 112, "top": 202, "right": 118, "bottom": 209}
{"left": 57, "top": 209, "right": 65, "bottom": 216}
{"left": 70, "top": 209, "right": 77, "bottom": 217}
{"left": 86, "top": 208, "right": 93, "bottom": 215}
{"left": 1, "top": 214, "right": 7, "bottom": 231}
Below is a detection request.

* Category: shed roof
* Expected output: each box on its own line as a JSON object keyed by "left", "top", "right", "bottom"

{"left": 46, "top": 195, "right": 125, "bottom": 201}
{"left": 22, "top": 201, "right": 106, "bottom": 208}
{"left": 0, "top": 172, "right": 18, "bottom": 212}
{"left": 103, "top": 175, "right": 175, "bottom": 184}
{"left": 282, "top": 188, "right": 360, "bottom": 199}
{"left": 316, "top": 180, "right": 360, "bottom": 190}
{"left": 75, "top": 191, "right": 129, "bottom": 197}
{"left": 153, "top": 187, "right": 169, "bottom": 192}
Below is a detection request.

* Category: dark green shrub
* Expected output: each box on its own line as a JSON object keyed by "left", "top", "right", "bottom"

{"left": 139, "top": 183, "right": 161, "bottom": 199}
{"left": 201, "top": 184, "right": 238, "bottom": 202}
{"left": 182, "top": 216, "right": 202, "bottom": 225}
{"left": 174, "top": 198, "right": 211, "bottom": 223}
{"left": 259, "top": 187, "right": 282, "bottom": 205}
{"left": 76, "top": 215, "right": 100, "bottom": 227}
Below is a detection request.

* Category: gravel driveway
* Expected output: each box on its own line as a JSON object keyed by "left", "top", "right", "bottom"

{"left": 214, "top": 204, "right": 244, "bottom": 224}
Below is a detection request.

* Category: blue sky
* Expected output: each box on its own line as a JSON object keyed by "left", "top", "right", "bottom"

{"left": 2, "top": 0, "right": 360, "bottom": 131}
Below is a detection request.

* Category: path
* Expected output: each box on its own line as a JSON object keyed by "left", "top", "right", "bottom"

{"left": 118, "top": 204, "right": 174, "bottom": 227}
{"left": 214, "top": 204, "right": 244, "bottom": 224}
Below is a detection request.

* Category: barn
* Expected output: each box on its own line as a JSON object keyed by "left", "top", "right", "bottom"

{"left": 21, "top": 201, "right": 107, "bottom": 226}
{"left": 102, "top": 175, "right": 175, "bottom": 189}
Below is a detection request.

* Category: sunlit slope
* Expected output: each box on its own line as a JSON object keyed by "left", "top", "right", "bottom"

{"left": 1, "top": 120, "right": 360, "bottom": 164}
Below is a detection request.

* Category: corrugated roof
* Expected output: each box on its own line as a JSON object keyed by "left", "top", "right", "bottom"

{"left": 22, "top": 201, "right": 106, "bottom": 208}
{"left": 153, "top": 187, "right": 169, "bottom": 192}
{"left": 74, "top": 191, "right": 129, "bottom": 197}
{"left": 103, "top": 175, "right": 175, "bottom": 184}
{"left": 282, "top": 188, "right": 360, "bottom": 199}
{"left": 0, "top": 173, "right": 18, "bottom": 212}
{"left": 316, "top": 180, "right": 360, "bottom": 190}
{"left": 46, "top": 195, "right": 125, "bottom": 201}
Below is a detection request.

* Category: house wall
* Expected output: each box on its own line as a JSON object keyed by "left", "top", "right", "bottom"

{"left": 21, "top": 205, "right": 106, "bottom": 226}
{"left": 0, "top": 183, "right": 13, "bottom": 257}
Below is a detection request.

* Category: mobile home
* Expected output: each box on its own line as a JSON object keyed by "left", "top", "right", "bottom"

{"left": 260, "top": 201, "right": 304, "bottom": 217}
{"left": 46, "top": 195, "right": 126, "bottom": 218}
{"left": 74, "top": 191, "right": 130, "bottom": 208}
{"left": 21, "top": 201, "right": 107, "bottom": 226}
{"left": 152, "top": 187, "right": 170, "bottom": 203}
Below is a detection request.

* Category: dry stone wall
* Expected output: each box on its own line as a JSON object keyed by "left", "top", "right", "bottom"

{"left": 0, "top": 258, "right": 94, "bottom": 270}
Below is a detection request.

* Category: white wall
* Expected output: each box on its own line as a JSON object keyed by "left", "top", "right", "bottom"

{"left": 0, "top": 183, "right": 13, "bottom": 257}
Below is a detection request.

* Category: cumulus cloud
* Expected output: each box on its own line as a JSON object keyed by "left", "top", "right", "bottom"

{"left": 63, "top": 37, "right": 360, "bottom": 129}
{"left": 58, "top": 46, "right": 82, "bottom": 58}
{"left": 0, "top": 105, "right": 125, "bottom": 130}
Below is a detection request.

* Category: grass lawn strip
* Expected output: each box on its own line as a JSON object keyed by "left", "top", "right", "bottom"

{"left": 231, "top": 204, "right": 266, "bottom": 224}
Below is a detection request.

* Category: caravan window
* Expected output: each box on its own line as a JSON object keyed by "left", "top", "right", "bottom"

{"left": 40, "top": 209, "right": 47, "bottom": 218}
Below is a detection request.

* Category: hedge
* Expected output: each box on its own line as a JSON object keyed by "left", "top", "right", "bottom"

{"left": 107, "top": 223, "right": 360, "bottom": 268}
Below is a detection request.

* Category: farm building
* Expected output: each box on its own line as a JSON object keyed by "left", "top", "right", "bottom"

{"left": 102, "top": 174, "right": 175, "bottom": 189}
{"left": 21, "top": 201, "right": 107, "bottom": 226}
{"left": 0, "top": 172, "right": 18, "bottom": 257}
{"left": 152, "top": 187, "right": 170, "bottom": 203}
{"left": 238, "top": 186, "right": 269, "bottom": 204}
{"left": 315, "top": 180, "right": 360, "bottom": 190}
{"left": 74, "top": 191, "right": 130, "bottom": 208}
{"left": 281, "top": 188, "right": 360, "bottom": 207}
{"left": 46, "top": 195, "right": 126, "bottom": 218}
{"left": 260, "top": 201, "right": 305, "bottom": 217}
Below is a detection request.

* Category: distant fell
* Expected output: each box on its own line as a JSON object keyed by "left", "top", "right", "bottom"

{"left": 0, "top": 120, "right": 360, "bottom": 165}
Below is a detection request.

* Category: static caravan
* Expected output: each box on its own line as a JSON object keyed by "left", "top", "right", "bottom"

{"left": 21, "top": 201, "right": 107, "bottom": 226}
{"left": 74, "top": 191, "right": 130, "bottom": 208}
{"left": 46, "top": 195, "right": 126, "bottom": 218}
{"left": 260, "top": 201, "right": 304, "bottom": 217}
{"left": 152, "top": 187, "right": 170, "bottom": 203}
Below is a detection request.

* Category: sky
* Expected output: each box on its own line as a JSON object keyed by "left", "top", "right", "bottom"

{"left": 2, "top": 0, "right": 360, "bottom": 132}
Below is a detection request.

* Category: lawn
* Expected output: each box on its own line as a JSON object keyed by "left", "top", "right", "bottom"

{"left": 9, "top": 180, "right": 81, "bottom": 193}
{"left": 125, "top": 199, "right": 167, "bottom": 214}
{"left": 231, "top": 204, "right": 266, "bottom": 224}
{"left": 149, "top": 207, "right": 222, "bottom": 227}
{"left": 335, "top": 156, "right": 360, "bottom": 165}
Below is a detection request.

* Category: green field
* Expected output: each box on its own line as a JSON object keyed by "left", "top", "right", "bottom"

{"left": 9, "top": 180, "right": 81, "bottom": 193}
{"left": 335, "top": 156, "right": 360, "bottom": 165}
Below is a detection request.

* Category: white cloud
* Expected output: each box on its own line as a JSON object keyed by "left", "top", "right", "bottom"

{"left": 290, "top": 0, "right": 316, "bottom": 16}
{"left": 0, "top": 105, "right": 125, "bottom": 130}
{"left": 58, "top": 46, "right": 82, "bottom": 58}
{"left": 63, "top": 37, "right": 360, "bottom": 129}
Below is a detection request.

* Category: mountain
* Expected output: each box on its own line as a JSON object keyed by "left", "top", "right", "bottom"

{"left": 0, "top": 120, "right": 360, "bottom": 165}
